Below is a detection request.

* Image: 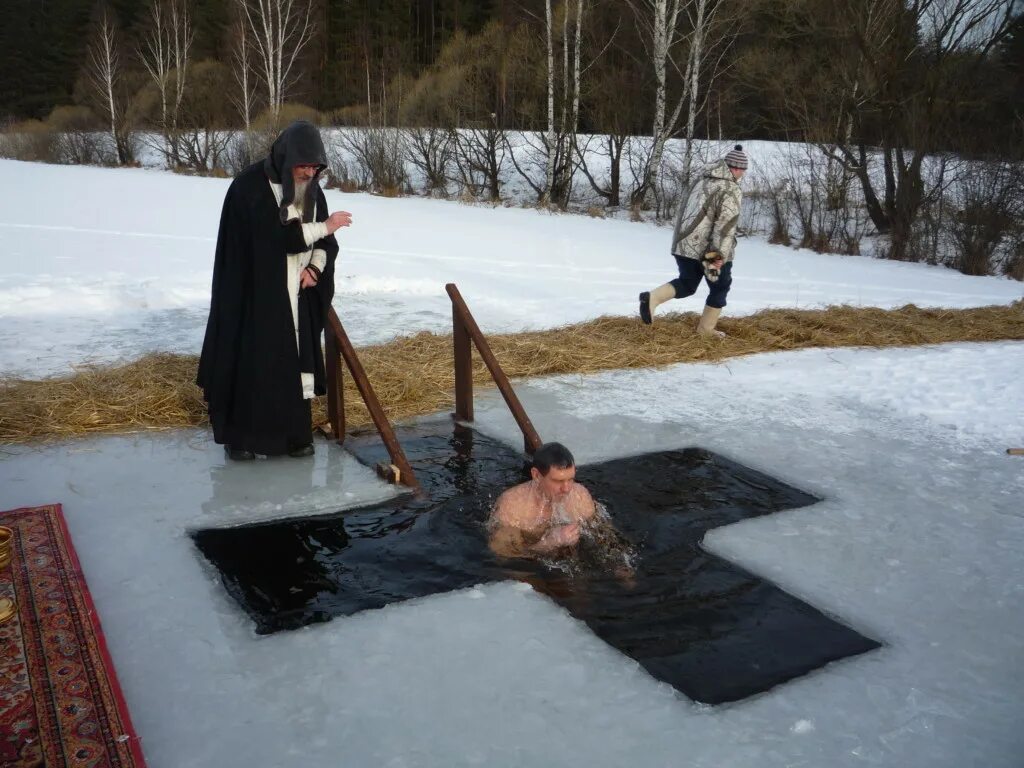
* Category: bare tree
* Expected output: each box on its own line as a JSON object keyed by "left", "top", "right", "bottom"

{"left": 139, "top": 0, "right": 194, "bottom": 167}
{"left": 821, "top": 0, "right": 1017, "bottom": 260}
{"left": 559, "top": 0, "right": 586, "bottom": 204}
{"left": 543, "top": 0, "right": 557, "bottom": 197}
{"left": 399, "top": 63, "right": 459, "bottom": 196}
{"left": 230, "top": 6, "right": 258, "bottom": 131}
{"left": 85, "top": 5, "right": 132, "bottom": 164}
{"left": 49, "top": 106, "right": 107, "bottom": 166}
{"left": 238, "top": 0, "right": 316, "bottom": 119}
{"left": 574, "top": 131, "right": 629, "bottom": 206}
{"left": 627, "top": 0, "right": 738, "bottom": 212}
{"left": 406, "top": 126, "right": 452, "bottom": 195}
{"left": 175, "top": 60, "right": 235, "bottom": 172}
{"left": 629, "top": 0, "right": 681, "bottom": 209}
{"left": 508, "top": 0, "right": 588, "bottom": 207}
{"left": 227, "top": 2, "right": 262, "bottom": 169}
{"left": 341, "top": 125, "right": 408, "bottom": 194}
{"left": 573, "top": 3, "right": 637, "bottom": 207}
{"left": 948, "top": 160, "right": 1024, "bottom": 276}
{"left": 438, "top": 22, "right": 530, "bottom": 201}
{"left": 453, "top": 118, "right": 506, "bottom": 201}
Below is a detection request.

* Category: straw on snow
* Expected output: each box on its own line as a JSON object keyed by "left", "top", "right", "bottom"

{"left": 1, "top": 302, "right": 1021, "bottom": 444}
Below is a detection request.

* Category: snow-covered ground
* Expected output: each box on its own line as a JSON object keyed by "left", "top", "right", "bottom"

{"left": 0, "top": 160, "right": 1022, "bottom": 767}
{"left": 0, "top": 158, "right": 1020, "bottom": 377}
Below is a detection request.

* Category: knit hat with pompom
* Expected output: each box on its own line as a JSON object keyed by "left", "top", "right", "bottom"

{"left": 724, "top": 144, "right": 748, "bottom": 170}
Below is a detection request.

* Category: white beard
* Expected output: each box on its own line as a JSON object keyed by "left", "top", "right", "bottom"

{"left": 292, "top": 179, "right": 309, "bottom": 217}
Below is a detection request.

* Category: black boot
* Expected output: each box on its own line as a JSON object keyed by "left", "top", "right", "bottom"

{"left": 288, "top": 443, "right": 314, "bottom": 458}
{"left": 639, "top": 292, "right": 652, "bottom": 325}
{"left": 225, "top": 445, "right": 255, "bottom": 461}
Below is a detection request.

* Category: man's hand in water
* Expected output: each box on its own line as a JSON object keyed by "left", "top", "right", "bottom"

{"left": 535, "top": 523, "right": 580, "bottom": 553}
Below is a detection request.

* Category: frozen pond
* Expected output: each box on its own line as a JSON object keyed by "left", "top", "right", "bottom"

{"left": 1, "top": 343, "right": 1022, "bottom": 767}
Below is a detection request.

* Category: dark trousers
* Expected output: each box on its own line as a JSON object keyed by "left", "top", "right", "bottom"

{"left": 669, "top": 255, "right": 732, "bottom": 308}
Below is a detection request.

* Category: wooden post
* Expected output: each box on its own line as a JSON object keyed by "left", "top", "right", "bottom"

{"left": 325, "top": 325, "right": 345, "bottom": 443}
{"left": 327, "top": 308, "right": 418, "bottom": 488}
{"left": 453, "top": 311, "right": 473, "bottom": 422}
{"left": 445, "top": 283, "right": 543, "bottom": 455}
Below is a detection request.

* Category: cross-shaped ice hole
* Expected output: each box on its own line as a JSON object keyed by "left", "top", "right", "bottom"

{"left": 193, "top": 418, "right": 880, "bottom": 705}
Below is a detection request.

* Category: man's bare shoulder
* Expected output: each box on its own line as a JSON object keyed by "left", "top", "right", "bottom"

{"left": 492, "top": 482, "right": 532, "bottom": 524}
{"left": 569, "top": 484, "right": 597, "bottom": 519}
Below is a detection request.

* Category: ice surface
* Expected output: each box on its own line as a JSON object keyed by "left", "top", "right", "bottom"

{"left": 467, "top": 345, "right": 1024, "bottom": 767}
{"left": 524, "top": 342, "right": 1024, "bottom": 453}
{"left": 1, "top": 340, "right": 1023, "bottom": 767}
{"left": 0, "top": 159, "right": 1022, "bottom": 767}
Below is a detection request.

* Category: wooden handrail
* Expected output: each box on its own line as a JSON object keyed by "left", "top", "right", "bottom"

{"left": 324, "top": 322, "right": 344, "bottom": 440}
{"left": 325, "top": 307, "right": 418, "bottom": 489}
{"left": 446, "top": 283, "right": 543, "bottom": 455}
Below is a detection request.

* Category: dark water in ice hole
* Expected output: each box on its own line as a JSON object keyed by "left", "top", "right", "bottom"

{"left": 193, "top": 419, "right": 880, "bottom": 705}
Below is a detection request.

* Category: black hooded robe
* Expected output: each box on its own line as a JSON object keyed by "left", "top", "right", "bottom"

{"left": 197, "top": 124, "right": 339, "bottom": 455}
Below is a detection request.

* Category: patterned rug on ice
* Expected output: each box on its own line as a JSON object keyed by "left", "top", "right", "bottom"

{"left": 0, "top": 504, "right": 146, "bottom": 767}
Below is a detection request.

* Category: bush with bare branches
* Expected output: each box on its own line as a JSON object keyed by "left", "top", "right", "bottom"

{"left": 948, "top": 163, "right": 1024, "bottom": 277}
{"left": 767, "top": 147, "right": 869, "bottom": 254}
{"left": 339, "top": 127, "right": 407, "bottom": 195}
{"left": 174, "top": 60, "right": 234, "bottom": 171}
{"left": 223, "top": 131, "right": 264, "bottom": 176}
{"left": 0, "top": 109, "right": 115, "bottom": 166}
{"left": 745, "top": 171, "right": 792, "bottom": 247}
{"left": 49, "top": 106, "right": 109, "bottom": 165}
{"left": 451, "top": 124, "right": 507, "bottom": 201}
{"left": 404, "top": 126, "right": 452, "bottom": 196}
{"left": 220, "top": 103, "right": 321, "bottom": 176}
{"left": 0, "top": 120, "right": 57, "bottom": 162}
{"left": 319, "top": 135, "right": 360, "bottom": 192}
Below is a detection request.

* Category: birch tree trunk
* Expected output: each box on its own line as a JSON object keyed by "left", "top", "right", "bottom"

{"left": 86, "top": 9, "right": 130, "bottom": 165}
{"left": 240, "top": 0, "right": 316, "bottom": 119}
{"left": 570, "top": 0, "right": 584, "bottom": 137}
{"left": 141, "top": 2, "right": 170, "bottom": 156}
{"left": 632, "top": 0, "right": 681, "bottom": 208}
{"left": 171, "top": 1, "right": 192, "bottom": 151}
{"left": 680, "top": 0, "right": 706, "bottom": 182}
{"left": 231, "top": 3, "right": 257, "bottom": 132}
{"left": 543, "top": 0, "right": 556, "bottom": 203}
{"left": 140, "top": 0, "right": 193, "bottom": 167}
{"left": 559, "top": 0, "right": 585, "bottom": 206}
{"left": 630, "top": 0, "right": 734, "bottom": 214}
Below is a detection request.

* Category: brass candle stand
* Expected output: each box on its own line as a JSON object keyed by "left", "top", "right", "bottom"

{"left": 0, "top": 526, "right": 15, "bottom": 624}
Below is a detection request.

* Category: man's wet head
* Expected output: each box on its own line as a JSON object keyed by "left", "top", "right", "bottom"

{"left": 530, "top": 442, "right": 577, "bottom": 500}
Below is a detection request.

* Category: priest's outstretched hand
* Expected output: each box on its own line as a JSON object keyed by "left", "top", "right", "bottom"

{"left": 326, "top": 211, "right": 353, "bottom": 233}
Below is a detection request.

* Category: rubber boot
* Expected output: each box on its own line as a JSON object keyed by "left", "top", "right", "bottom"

{"left": 697, "top": 305, "right": 725, "bottom": 337}
{"left": 639, "top": 283, "right": 677, "bottom": 325}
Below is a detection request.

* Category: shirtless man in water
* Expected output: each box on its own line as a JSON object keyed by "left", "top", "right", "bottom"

{"left": 488, "top": 442, "right": 597, "bottom": 559}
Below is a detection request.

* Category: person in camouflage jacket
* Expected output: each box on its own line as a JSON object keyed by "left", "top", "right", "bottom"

{"left": 639, "top": 145, "right": 748, "bottom": 337}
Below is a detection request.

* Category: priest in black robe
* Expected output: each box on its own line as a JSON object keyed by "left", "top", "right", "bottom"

{"left": 198, "top": 121, "right": 351, "bottom": 460}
